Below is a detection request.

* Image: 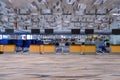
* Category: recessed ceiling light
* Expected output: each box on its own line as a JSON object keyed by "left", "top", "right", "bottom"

{"left": 38, "top": 0, "right": 42, "bottom": 3}
{"left": 112, "top": 13, "right": 120, "bottom": 16}
{"left": 8, "top": 0, "right": 13, "bottom": 3}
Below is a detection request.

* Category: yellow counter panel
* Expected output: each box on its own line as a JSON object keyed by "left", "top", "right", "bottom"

{"left": 70, "top": 45, "right": 81, "bottom": 53}
{"left": 40, "top": 45, "right": 44, "bottom": 53}
{"left": 30, "top": 45, "right": 96, "bottom": 53}
{"left": 29, "top": 45, "right": 40, "bottom": 53}
{"left": 0, "top": 45, "right": 4, "bottom": 52}
{"left": 4, "top": 45, "right": 16, "bottom": 52}
{"left": 70, "top": 45, "right": 96, "bottom": 53}
{"left": 110, "top": 46, "right": 120, "bottom": 53}
{"left": 84, "top": 45, "right": 96, "bottom": 53}
{"left": 30, "top": 45, "right": 55, "bottom": 53}
{"left": 43, "top": 45, "right": 55, "bottom": 53}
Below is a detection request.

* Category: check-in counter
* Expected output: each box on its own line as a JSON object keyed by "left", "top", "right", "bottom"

{"left": 30, "top": 44, "right": 55, "bottom": 53}
{"left": 70, "top": 44, "right": 81, "bottom": 53}
{"left": 3, "top": 45, "right": 16, "bottom": 53}
{"left": 29, "top": 45, "right": 40, "bottom": 53}
{"left": 40, "top": 45, "right": 44, "bottom": 53}
{"left": 110, "top": 45, "right": 120, "bottom": 53}
{"left": 70, "top": 44, "right": 96, "bottom": 53}
{"left": 84, "top": 44, "right": 96, "bottom": 53}
{"left": 43, "top": 44, "right": 55, "bottom": 53}
{"left": 0, "top": 45, "right": 4, "bottom": 54}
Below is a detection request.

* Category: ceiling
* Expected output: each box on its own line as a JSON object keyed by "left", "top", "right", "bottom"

{"left": 0, "top": 0, "right": 120, "bottom": 31}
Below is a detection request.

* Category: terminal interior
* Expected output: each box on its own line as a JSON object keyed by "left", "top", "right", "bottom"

{"left": 0, "top": 0, "right": 120, "bottom": 54}
{"left": 0, "top": 0, "right": 120, "bottom": 80}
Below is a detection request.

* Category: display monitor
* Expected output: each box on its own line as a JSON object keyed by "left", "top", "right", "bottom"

{"left": 31, "top": 29, "right": 40, "bottom": 34}
{"left": 112, "top": 29, "right": 120, "bottom": 35}
{"left": 85, "top": 29, "right": 94, "bottom": 34}
{"left": 5, "top": 29, "right": 14, "bottom": 34}
{"left": 45, "top": 29, "right": 53, "bottom": 34}
{"left": 71, "top": 29, "right": 80, "bottom": 34}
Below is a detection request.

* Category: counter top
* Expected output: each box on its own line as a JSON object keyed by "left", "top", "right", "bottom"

{"left": 85, "top": 44, "right": 95, "bottom": 45}
{"left": 110, "top": 44, "right": 120, "bottom": 46}
{"left": 44, "top": 44, "right": 54, "bottom": 45}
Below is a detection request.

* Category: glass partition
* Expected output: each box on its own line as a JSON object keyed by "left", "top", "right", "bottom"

{"left": 110, "top": 35, "right": 120, "bottom": 45}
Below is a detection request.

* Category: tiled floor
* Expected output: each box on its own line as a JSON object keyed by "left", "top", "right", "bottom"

{"left": 0, "top": 54, "right": 120, "bottom": 80}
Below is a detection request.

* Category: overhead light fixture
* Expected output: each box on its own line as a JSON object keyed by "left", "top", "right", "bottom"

{"left": 78, "top": 3, "right": 86, "bottom": 10}
{"left": 30, "top": 4, "right": 37, "bottom": 10}
{"left": 112, "top": 13, "right": 120, "bottom": 16}
{"left": 38, "top": 0, "right": 42, "bottom": 3}
{"left": 66, "top": 0, "right": 76, "bottom": 4}
{"left": 8, "top": 0, "right": 13, "bottom": 3}
{"left": 41, "top": 9, "right": 52, "bottom": 15}
{"left": 94, "top": 0, "right": 107, "bottom": 5}
{"left": 38, "top": 0, "right": 46, "bottom": 4}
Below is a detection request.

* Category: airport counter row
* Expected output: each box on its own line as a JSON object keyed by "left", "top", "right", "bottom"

{"left": 0, "top": 40, "right": 120, "bottom": 54}
{"left": 70, "top": 44, "right": 96, "bottom": 53}
{"left": 0, "top": 39, "right": 41, "bottom": 53}
{"left": 0, "top": 44, "right": 95, "bottom": 53}
{"left": 0, "top": 44, "right": 120, "bottom": 54}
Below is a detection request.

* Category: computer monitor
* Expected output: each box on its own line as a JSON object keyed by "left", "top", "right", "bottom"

{"left": 85, "top": 29, "right": 94, "bottom": 34}
{"left": 71, "top": 29, "right": 80, "bottom": 34}
{"left": 31, "top": 29, "right": 40, "bottom": 34}
{"left": 45, "top": 29, "right": 53, "bottom": 34}
{"left": 5, "top": 29, "right": 14, "bottom": 34}
{"left": 112, "top": 29, "right": 120, "bottom": 35}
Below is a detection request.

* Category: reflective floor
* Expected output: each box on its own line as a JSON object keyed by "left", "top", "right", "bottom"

{"left": 0, "top": 54, "right": 120, "bottom": 80}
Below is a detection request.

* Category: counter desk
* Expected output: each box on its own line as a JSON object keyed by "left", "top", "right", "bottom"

{"left": 0, "top": 45, "right": 4, "bottom": 53}
{"left": 84, "top": 44, "right": 96, "bottom": 53}
{"left": 29, "top": 44, "right": 55, "bottom": 53}
{"left": 110, "top": 45, "right": 120, "bottom": 53}
{"left": 70, "top": 44, "right": 96, "bottom": 54}
{"left": 29, "top": 45, "right": 40, "bottom": 53}
{"left": 70, "top": 44, "right": 81, "bottom": 53}
{"left": 43, "top": 44, "right": 55, "bottom": 53}
{"left": 3, "top": 44, "right": 16, "bottom": 53}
